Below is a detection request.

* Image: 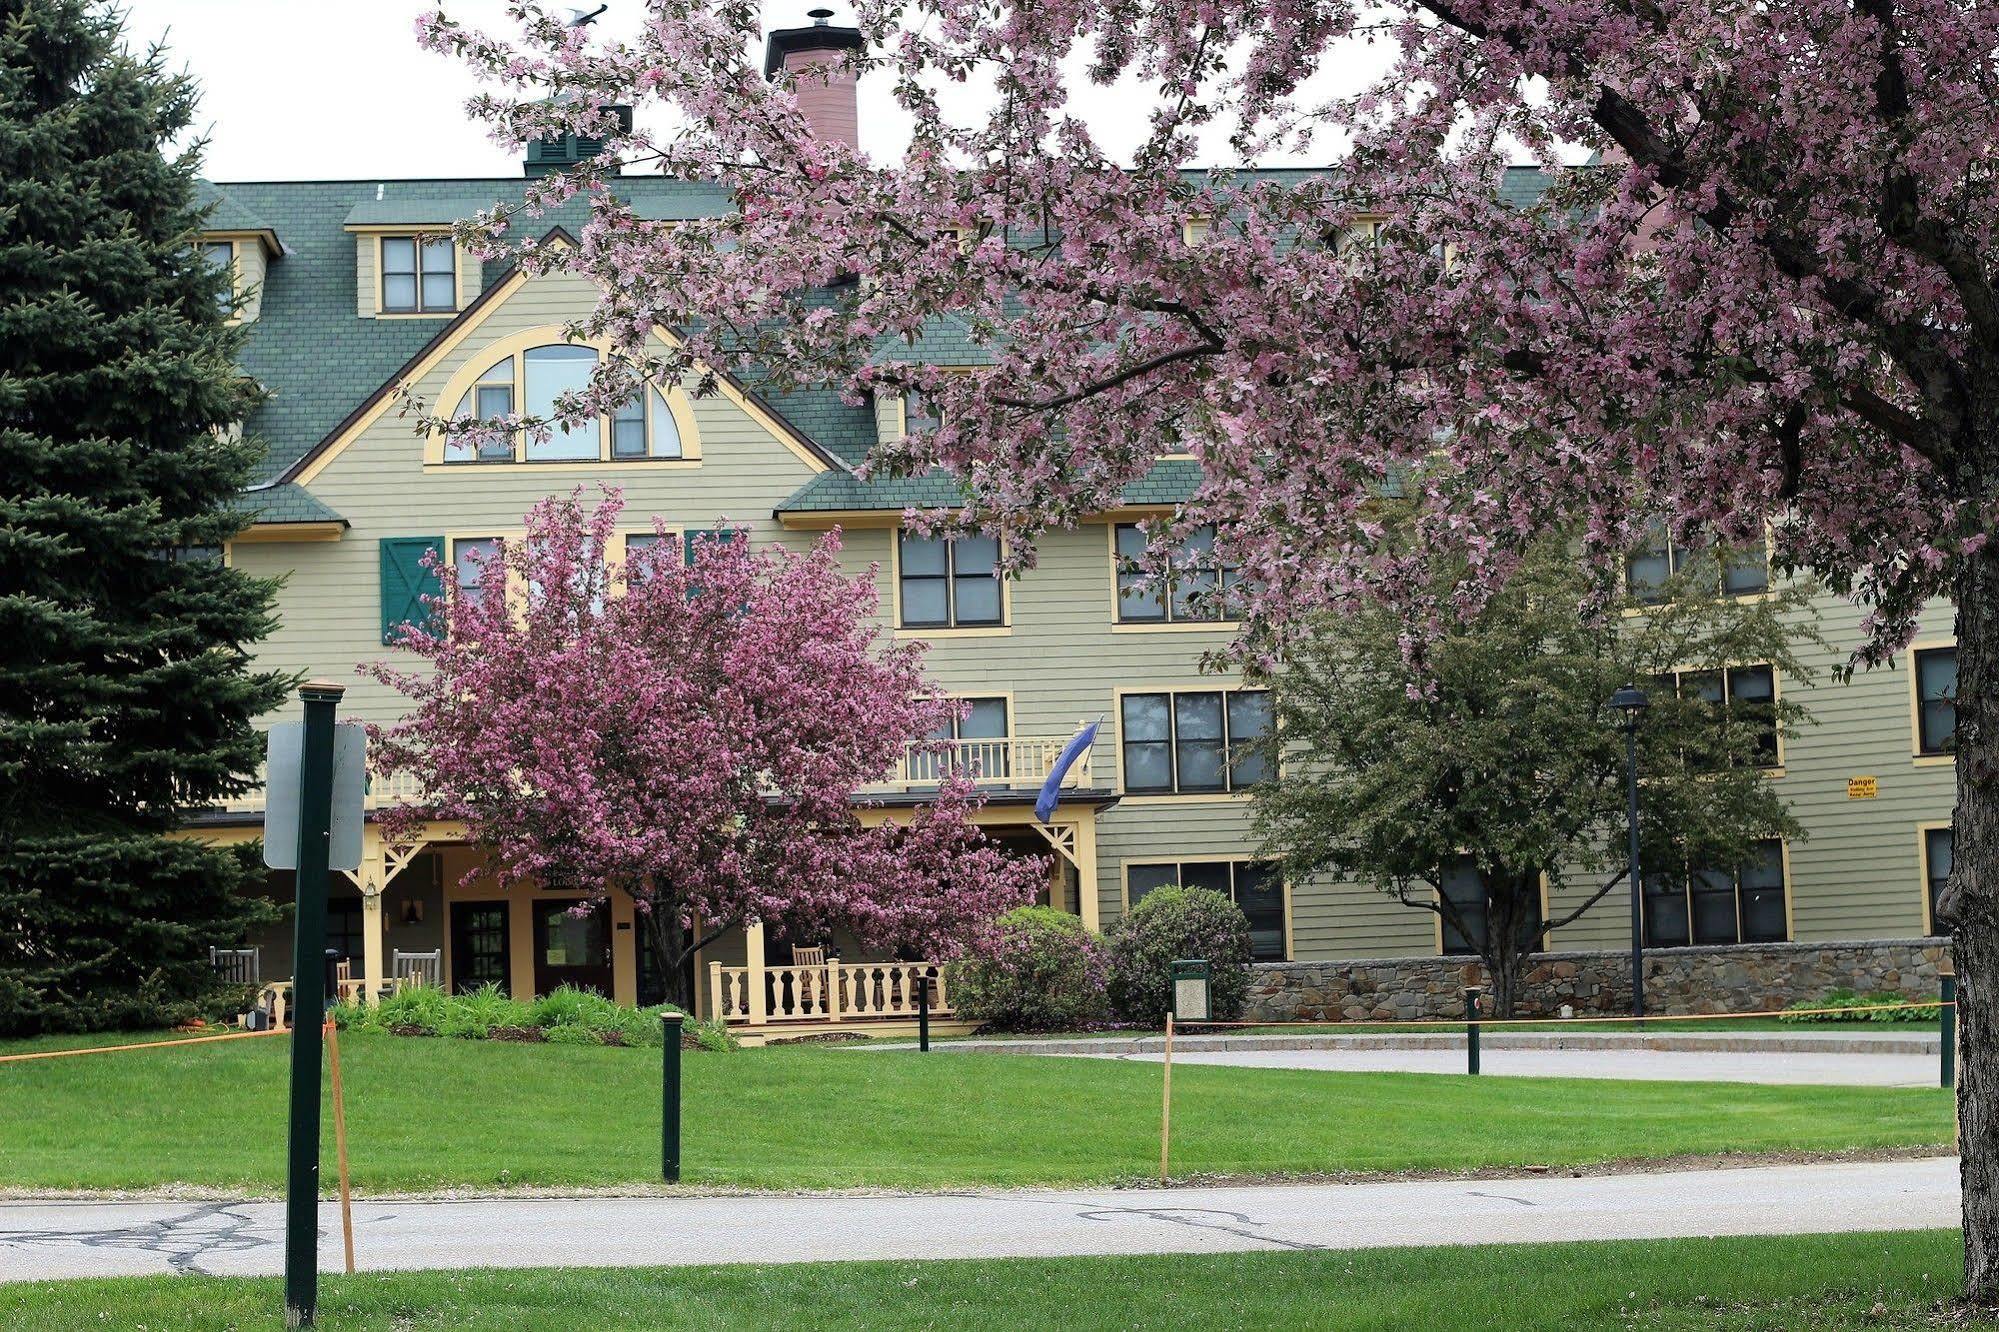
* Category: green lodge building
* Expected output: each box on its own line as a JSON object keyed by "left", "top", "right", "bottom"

{"left": 187, "top": 20, "right": 1958, "bottom": 1036}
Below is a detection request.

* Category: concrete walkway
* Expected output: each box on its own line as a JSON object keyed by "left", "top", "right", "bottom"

{"left": 0, "top": 1158, "right": 1958, "bottom": 1282}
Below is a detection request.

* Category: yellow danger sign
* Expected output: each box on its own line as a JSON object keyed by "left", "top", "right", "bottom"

{"left": 1847, "top": 775, "right": 1879, "bottom": 800}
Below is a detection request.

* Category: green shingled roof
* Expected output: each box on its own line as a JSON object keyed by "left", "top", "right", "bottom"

{"left": 210, "top": 177, "right": 736, "bottom": 485}
{"left": 230, "top": 482, "right": 346, "bottom": 526}
{"left": 216, "top": 167, "right": 1557, "bottom": 503}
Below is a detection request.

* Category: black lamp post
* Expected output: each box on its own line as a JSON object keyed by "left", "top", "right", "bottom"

{"left": 1610, "top": 683, "right": 1650, "bottom": 1018}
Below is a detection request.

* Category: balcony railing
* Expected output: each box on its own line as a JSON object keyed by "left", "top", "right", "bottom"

{"left": 215, "top": 735, "right": 1091, "bottom": 816}
{"left": 709, "top": 957, "right": 953, "bottom": 1028}
{"left": 887, "top": 736, "right": 1092, "bottom": 791}
{"left": 217, "top": 762, "right": 426, "bottom": 815}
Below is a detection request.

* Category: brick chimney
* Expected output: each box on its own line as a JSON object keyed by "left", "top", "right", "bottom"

{"left": 763, "top": 8, "right": 864, "bottom": 150}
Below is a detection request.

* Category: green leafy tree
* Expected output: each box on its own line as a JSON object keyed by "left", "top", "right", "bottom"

{"left": 0, "top": 0, "right": 288, "bottom": 1033}
{"left": 1250, "top": 530, "right": 1822, "bottom": 1017}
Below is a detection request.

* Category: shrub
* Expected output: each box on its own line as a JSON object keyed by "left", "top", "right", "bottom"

{"left": 685, "top": 1015, "right": 738, "bottom": 1052}
{"left": 373, "top": 983, "right": 448, "bottom": 1035}
{"left": 529, "top": 984, "right": 626, "bottom": 1033}
{"left": 542, "top": 1021, "right": 601, "bottom": 1045}
{"left": 1103, "top": 886, "right": 1253, "bottom": 1025}
{"left": 948, "top": 906, "right": 1108, "bottom": 1033}
{"left": 437, "top": 983, "right": 532, "bottom": 1040}
{"left": 1779, "top": 988, "right": 1941, "bottom": 1024}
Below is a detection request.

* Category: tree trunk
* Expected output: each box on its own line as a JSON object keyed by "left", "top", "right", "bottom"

{"left": 1955, "top": 541, "right": 1999, "bottom": 1303}
{"left": 640, "top": 905, "right": 693, "bottom": 1011}
{"left": 1479, "top": 873, "right": 1535, "bottom": 1019}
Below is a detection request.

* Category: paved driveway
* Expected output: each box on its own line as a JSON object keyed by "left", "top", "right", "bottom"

{"left": 1071, "top": 1046, "right": 1943, "bottom": 1086}
{"left": 0, "top": 1157, "right": 1958, "bottom": 1281}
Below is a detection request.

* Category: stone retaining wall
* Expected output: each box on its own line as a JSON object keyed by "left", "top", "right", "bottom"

{"left": 1245, "top": 938, "right": 1953, "bottom": 1022}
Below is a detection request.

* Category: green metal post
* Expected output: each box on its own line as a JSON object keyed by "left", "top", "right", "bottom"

{"left": 1465, "top": 987, "right": 1482, "bottom": 1076}
{"left": 1942, "top": 972, "right": 1957, "bottom": 1090}
{"left": 285, "top": 682, "right": 342, "bottom": 1327}
{"left": 917, "top": 968, "right": 932, "bottom": 1052}
{"left": 661, "top": 1012, "right": 684, "bottom": 1183}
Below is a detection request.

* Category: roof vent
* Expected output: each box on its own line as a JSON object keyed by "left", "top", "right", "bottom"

{"left": 809, "top": 6, "right": 834, "bottom": 23}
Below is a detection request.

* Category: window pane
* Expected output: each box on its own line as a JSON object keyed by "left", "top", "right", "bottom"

{"left": 1236, "top": 862, "right": 1287, "bottom": 961}
{"left": 612, "top": 415, "right": 647, "bottom": 458}
{"left": 953, "top": 574, "right": 1002, "bottom": 625}
{"left": 1728, "top": 664, "right": 1779, "bottom": 765}
{"left": 900, "top": 535, "right": 947, "bottom": 576}
{"left": 954, "top": 535, "right": 999, "bottom": 576}
{"left": 1724, "top": 546, "right": 1770, "bottom": 596}
{"left": 422, "top": 272, "right": 457, "bottom": 311}
{"left": 1121, "top": 693, "right": 1171, "bottom": 743}
{"left": 1227, "top": 692, "right": 1273, "bottom": 788}
{"left": 1643, "top": 872, "right": 1689, "bottom": 948}
{"left": 523, "top": 345, "right": 600, "bottom": 460}
{"left": 1116, "top": 525, "right": 1165, "bottom": 621}
{"left": 1178, "top": 862, "right": 1233, "bottom": 895}
{"left": 205, "top": 242, "right": 233, "bottom": 311}
{"left": 1928, "top": 828, "right": 1954, "bottom": 926}
{"left": 1739, "top": 842, "right": 1787, "bottom": 943}
{"left": 1174, "top": 693, "right": 1223, "bottom": 740}
{"left": 1171, "top": 527, "right": 1220, "bottom": 621}
{"left": 420, "top": 238, "right": 455, "bottom": 276}
{"left": 649, "top": 388, "right": 682, "bottom": 458}
{"left": 1627, "top": 524, "right": 1671, "bottom": 604}
{"left": 455, "top": 538, "right": 501, "bottom": 608}
{"left": 1689, "top": 867, "right": 1740, "bottom": 945}
{"left": 959, "top": 698, "right": 1008, "bottom": 739}
{"left": 900, "top": 580, "right": 948, "bottom": 626}
{"left": 382, "top": 273, "right": 417, "bottom": 311}
{"left": 1128, "top": 863, "right": 1179, "bottom": 903}
{"left": 381, "top": 237, "right": 416, "bottom": 275}
{"left": 1683, "top": 670, "right": 1724, "bottom": 707}
{"left": 1122, "top": 742, "right": 1173, "bottom": 792}
{"left": 1441, "top": 858, "right": 1485, "bottom": 954}
{"left": 1918, "top": 648, "right": 1958, "bottom": 754}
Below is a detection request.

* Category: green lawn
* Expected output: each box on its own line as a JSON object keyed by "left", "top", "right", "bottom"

{"left": 0, "top": 1232, "right": 1984, "bottom": 1330}
{"left": 0, "top": 1030, "right": 1954, "bottom": 1193}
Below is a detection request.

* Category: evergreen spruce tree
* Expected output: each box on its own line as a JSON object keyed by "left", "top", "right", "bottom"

{"left": 0, "top": 0, "right": 289, "bottom": 1033}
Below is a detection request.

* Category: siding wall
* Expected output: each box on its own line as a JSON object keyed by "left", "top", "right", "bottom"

{"left": 232, "top": 261, "right": 1962, "bottom": 969}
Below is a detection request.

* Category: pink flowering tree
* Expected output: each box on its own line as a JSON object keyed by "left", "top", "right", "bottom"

{"left": 367, "top": 490, "right": 1043, "bottom": 1007}
{"left": 422, "top": 0, "right": 1999, "bottom": 1288}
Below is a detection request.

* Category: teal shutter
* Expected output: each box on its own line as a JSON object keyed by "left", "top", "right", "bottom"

{"left": 682, "top": 529, "right": 739, "bottom": 564}
{"left": 380, "top": 536, "right": 444, "bottom": 644}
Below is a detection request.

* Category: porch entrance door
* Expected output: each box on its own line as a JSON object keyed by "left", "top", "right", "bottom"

{"left": 450, "top": 900, "right": 511, "bottom": 995}
{"left": 534, "top": 899, "right": 613, "bottom": 996}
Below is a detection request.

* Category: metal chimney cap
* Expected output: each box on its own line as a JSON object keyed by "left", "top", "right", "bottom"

{"left": 808, "top": 6, "right": 835, "bottom": 22}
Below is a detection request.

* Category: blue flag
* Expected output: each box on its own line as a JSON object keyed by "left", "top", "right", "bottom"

{"left": 1035, "top": 720, "right": 1101, "bottom": 822}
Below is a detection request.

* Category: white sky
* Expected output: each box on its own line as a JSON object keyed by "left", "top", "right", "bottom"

{"left": 121, "top": 0, "right": 1387, "bottom": 181}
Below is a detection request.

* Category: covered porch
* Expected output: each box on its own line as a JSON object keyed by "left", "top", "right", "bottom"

{"left": 182, "top": 738, "right": 1114, "bottom": 1038}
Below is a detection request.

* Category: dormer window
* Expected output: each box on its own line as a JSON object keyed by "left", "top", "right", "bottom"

{"left": 446, "top": 344, "right": 686, "bottom": 464}
{"left": 380, "top": 235, "right": 457, "bottom": 314}
{"left": 203, "top": 241, "right": 236, "bottom": 313}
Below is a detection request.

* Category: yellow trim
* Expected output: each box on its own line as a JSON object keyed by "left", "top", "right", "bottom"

{"left": 1907, "top": 638, "right": 1958, "bottom": 763}
{"left": 232, "top": 521, "right": 345, "bottom": 544}
{"left": 1111, "top": 681, "right": 1274, "bottom": 799}
{"left": 1181, "top": 214, "right": 1212, "bottom": 246}
{"left": 888, "top": 526, "right": 1013, "bottom": 636}
{"left": 1104, "top": 520, "right": 1240, "bottom": 632}
{"left": 1918, "top": 820, "right": 1953, "bottom": 935}
{"left": 201, "top": 227, "right": 280, "bottom": 258}
{"left": 423, "top": 327, "right": 706, "bottom": 469}
{"left": 294, "top": 240, "right": 828, "bottom": 485}
{"left": 1118, "top": 856, "right": 1291, "bottom": 961}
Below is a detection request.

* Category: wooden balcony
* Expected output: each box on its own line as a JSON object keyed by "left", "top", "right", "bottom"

{"left": 884, "top": 735, "right": 1093, "bottom": 792}
{"left": 214, "top": 734, "right": 1092, "bottom": 816}
{"left": 707, "top": 957, "right": 974, "bottom": 1045}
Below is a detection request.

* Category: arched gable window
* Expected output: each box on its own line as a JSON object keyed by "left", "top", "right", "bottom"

{"left": 446, "top": 343, "right": 688, "bottom": 464}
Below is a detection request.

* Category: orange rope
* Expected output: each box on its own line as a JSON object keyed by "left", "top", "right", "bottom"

{"left": 1183, "top": 1000, "right": 1947, "bottom": 1030}
{"left": 0, "top": 1027, "right": 289, "bottom": 1065}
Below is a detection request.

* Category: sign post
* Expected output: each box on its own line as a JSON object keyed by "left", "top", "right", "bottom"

{"left": 269, "top": 683, "right": 359, "bottom": 1328}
